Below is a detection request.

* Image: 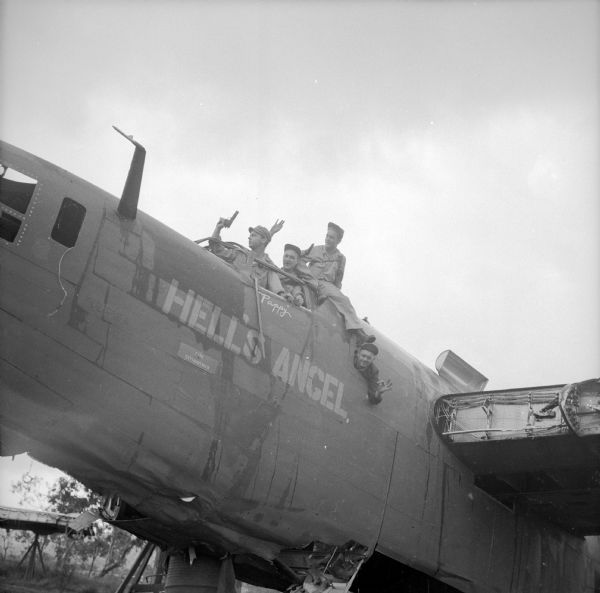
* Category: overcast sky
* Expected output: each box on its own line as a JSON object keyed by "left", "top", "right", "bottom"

{"left": 1, "top": 0, "right": 598, "bottom": 505}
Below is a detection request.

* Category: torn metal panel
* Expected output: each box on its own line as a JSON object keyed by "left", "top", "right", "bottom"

{"left": 278, "top": 540, "right": 369, "bottom": 593}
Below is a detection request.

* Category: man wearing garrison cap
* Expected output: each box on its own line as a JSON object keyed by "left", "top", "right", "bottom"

{"left": 303, "top": 222, "right": 374, "bottom": 344}
{"left": 279, "top": 243, "right": 318, "bottom": 307}
{"left": 305, "top": 222, "right": 346, "bottom": 288}
{"left": 354, "top": 342, "right": 393, "bottom": 405}
{"left": 209, "top": 217, "right": 286, "bottom": 296}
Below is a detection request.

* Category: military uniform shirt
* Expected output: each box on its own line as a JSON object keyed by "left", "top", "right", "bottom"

{"left": 210, "top": 241, "right": 284, "bottom": 294}
{"left": 354, "top": 351, "right": 382, "bottom": 404}
{"left": 305, "top": 245, "right": 346, "bottom": 289}
{"left": 280, "top": 276, "right": 304, "bottom": 303}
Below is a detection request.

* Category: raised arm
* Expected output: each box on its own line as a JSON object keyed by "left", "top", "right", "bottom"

{"left": 211, "top": 217, "right": 228, "bottom": 240}
{"left": 269, "top": 219, "right": 285, "bottom": 237}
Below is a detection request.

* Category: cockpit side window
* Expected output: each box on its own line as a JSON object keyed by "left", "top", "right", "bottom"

{"left": 0, "top": 166, "right": 37, "bottom": 243}
{"left": 51, "top": 197, "right": 86, "bottom": 248}
{"left": 0, "top": 211, "right": 21, "bottom": 242}
{"left": 0, "top": 177, "right": 35, "bottom": 213}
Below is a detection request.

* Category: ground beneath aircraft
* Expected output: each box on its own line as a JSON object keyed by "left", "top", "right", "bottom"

{"left": 0, "top": 572, "right": 277, "bottom": 593}
{"left": 0, "top": 574, "right": 116, "bottom": 593}
{"left": 0, "top": 583, "right": 48, "bottom": 593}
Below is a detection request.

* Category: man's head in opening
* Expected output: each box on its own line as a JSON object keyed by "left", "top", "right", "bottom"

{"left": 282, "top": 243, "right": 301, "bottom": 272}
{"left": 356, "top": 342, "right": 378, "bottom": 370}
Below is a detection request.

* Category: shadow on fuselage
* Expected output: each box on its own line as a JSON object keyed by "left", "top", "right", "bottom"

{"left": 351, "top": 552, "right": 463, "bottom": 593}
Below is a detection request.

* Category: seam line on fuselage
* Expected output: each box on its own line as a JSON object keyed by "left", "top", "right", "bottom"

{"left": 0, "top": 310, "right": 156, "bottom": 404}
{"left": 373, "top": 428, "right": 400, "bottom": 548}
{"left": 0, "top": 309, "right": 220, "bottom": 433}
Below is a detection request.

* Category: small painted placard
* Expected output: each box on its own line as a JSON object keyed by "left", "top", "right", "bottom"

{"left": 177, "top": 342, "right": 219, "bottom": 374}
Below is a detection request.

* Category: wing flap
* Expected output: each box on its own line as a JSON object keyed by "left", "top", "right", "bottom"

{"left": 432, "top": 379, "right": 600, "bottom": 535}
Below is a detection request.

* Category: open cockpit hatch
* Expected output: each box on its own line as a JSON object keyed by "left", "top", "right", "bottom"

{"left": 0, "top": 165, "right": 37, "bottom": 243}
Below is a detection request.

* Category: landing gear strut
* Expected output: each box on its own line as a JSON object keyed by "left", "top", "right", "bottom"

{"left": 165, "top": 554, "right": 227, "bottom": 593}
{"left": 116, "top": 543, "right": 237, "bottom": 593}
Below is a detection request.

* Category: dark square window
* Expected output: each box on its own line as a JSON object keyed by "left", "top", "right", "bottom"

{"left": 51, "top": 197, "right": 86, "bottom": 248}
{"left": 0, "top": 211, "right": 21, "bottom": 242}
{"left": 0, "top": 177, "right": 36, "bottom": 214}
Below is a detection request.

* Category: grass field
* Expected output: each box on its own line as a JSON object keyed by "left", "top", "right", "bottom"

{"left": 0, "top": 561, "right": 121, "bottom": 593}
{"left": 0, "top": 560, "right": 280, "bottom": 593}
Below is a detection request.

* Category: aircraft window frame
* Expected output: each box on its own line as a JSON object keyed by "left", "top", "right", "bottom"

{"left": 201, "top": 237, "right": 317, "bottom": 311}
{"left": 0, "top": 177, "right": 36, "bottom": 213}
{"left": 0, "top": 211, "right": 22, "bottom": 243}
{"left": 0, "top": 165, "right": 38, "bottom": 244}
{"left": 258, "top": 284, "right": 312, "bottom": 313}
{"left": 51, "top": 197, "right": 87, "bottom": 248}
{"left": 254, "top": 281, "right": 316, "bottom": 312}
{"left": 259, "top": 283, "right": 316, "bottom": 312}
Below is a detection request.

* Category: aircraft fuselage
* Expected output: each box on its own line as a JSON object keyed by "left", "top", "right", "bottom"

{"left": 0, "top": 140, "right": 598, "bottom": 592}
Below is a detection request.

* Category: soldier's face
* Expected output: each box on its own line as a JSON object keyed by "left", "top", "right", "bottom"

{"left": 282, "top": 250, "right": 299, "bottom": 270}
{"left": 356, "top": 349, "right": 375, "bottom": 369}
{"left": 248, "top": 231, "right": 265, "bottom": 250}
{"left": 325, "top": 230, "right": 340, "bottom": 249}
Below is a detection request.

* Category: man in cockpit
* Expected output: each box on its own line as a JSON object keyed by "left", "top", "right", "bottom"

{"left": 279, "top": 243, "right": 317, "bottom": 307}
{"left": 354, "top": 343, "right": 393, "bottom": 405}
{"left": 210, "top": 217, "right": 286, "bottom": 297}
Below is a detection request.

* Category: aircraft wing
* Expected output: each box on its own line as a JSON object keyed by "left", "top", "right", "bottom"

{"left": 431, "top": 378, "right": 600, "bottom": 535}
{"left": 0, "top": 505, "right": 97, "bottom": 536}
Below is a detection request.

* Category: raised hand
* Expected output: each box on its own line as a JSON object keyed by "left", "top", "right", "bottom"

{"left": 270, "top": 219, "right": 285, "bottom": 236}
{"left": 377, "top": 379, "right": 393, "bottom": 395}
{"left": 300, "top": 243, "right": 315, "bottom": 258}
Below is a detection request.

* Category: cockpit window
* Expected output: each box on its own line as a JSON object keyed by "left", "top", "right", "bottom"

{"left": 0, "top": 172, "right": 36, "bottom": 213}
{"left": 0, "top": 165, "right": 37, "bottom": 243}
{"left": 51, "top": 197, "right": 86, "bottom": 248}
{"left": 0, "top": 211, "right": 21, "bottom": 242}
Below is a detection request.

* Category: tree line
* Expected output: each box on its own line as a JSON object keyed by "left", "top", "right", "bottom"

{"left": 1, "top": 472, "right": 143, "bottom": 582}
